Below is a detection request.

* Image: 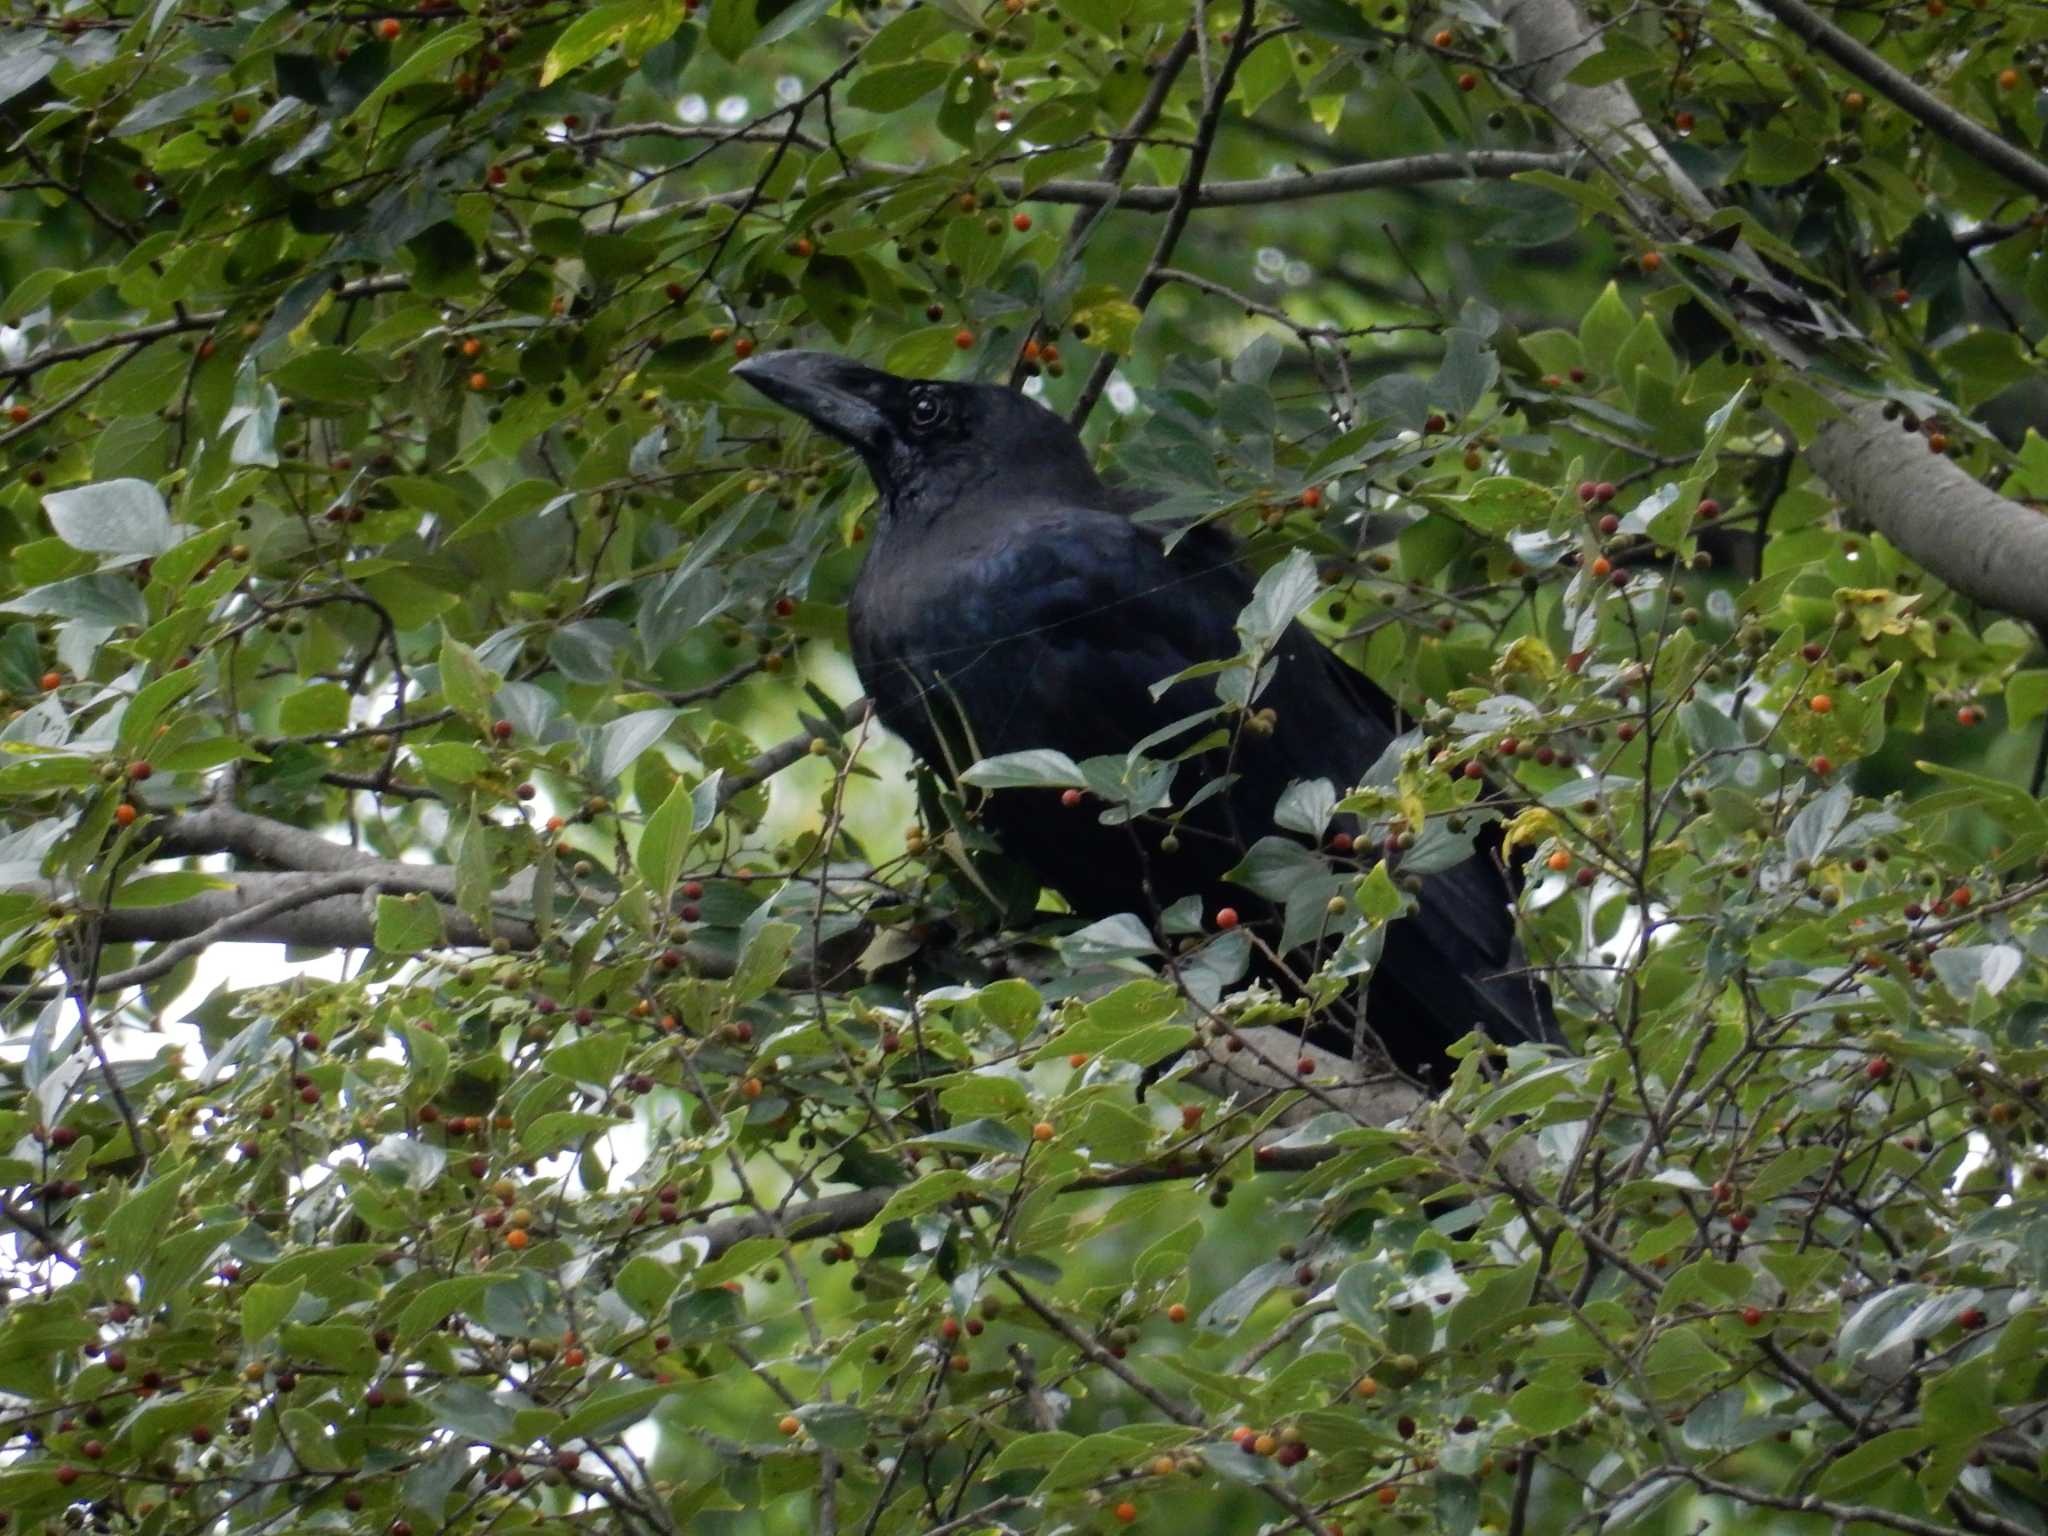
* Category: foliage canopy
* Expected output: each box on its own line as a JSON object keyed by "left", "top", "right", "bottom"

{"left": 2, "top": 0, "right": 2048, "bottom": 1534}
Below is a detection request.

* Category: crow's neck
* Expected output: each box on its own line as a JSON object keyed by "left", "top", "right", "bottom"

{"left": 877, "top": 458, "right": 1106, "bottom": 535}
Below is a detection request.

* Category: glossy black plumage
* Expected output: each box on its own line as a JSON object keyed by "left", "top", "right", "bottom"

{"left": 735, "top": 351, "right": 1556, "bottom": 1077}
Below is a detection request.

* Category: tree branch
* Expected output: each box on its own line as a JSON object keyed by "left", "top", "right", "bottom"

{"left": 1072, "top": 0, "right": 1262, "bottom": 427}
{"left": 1747, "top": 0, "right": 2048, "bottom": 203}
{"left": 1487, "top": 0, "right": 2048, "bottom": 630}
{"left": 1805, "top": 402, "right": 2048, "bottom": 629}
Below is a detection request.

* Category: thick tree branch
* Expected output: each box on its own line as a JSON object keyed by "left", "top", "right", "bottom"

{"left": 1748, "top": 0, "right": 2048, "bottom": 204}
{"left": 1806, "top": 401, "right": 2048, "bottom": 630}
{"left": 1488, "top": 0, "right": 2048, "bottom": 630}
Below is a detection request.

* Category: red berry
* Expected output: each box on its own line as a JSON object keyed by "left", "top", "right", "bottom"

{"left": 1296, "top": 1056, "right": 1315, "bottom": 1076}
{"left": 1959, "top": 1307, "right": 1986, "bottom": 1329}
{"left": 1809, "top": 755, "right": 1833, "bottom": 777}
{"left": 1594, "top": 481, "right": 1616, "bottom": 503}
{"left": 1462, "top": 760, "right": 1484, "bottom": 780}
{"left": 1012, "top": 212, "right": 1032, "bottom": 231}
{"left": 1597, "top": 513, "right": 1619, "bottom": 535}
{"left": 40, "top": 671, "right": 61, "bottom": 690}
{"left": 376, "top": 17, "right": 400, "bottom": 40}
{"left": 953, "top": 329, "right": 974, "bottom": 349}
{"left": 1697, "top": 498, "right": 1721, "bottom": 519}
{"left": 1424, "top": 413, "right": 1447, "bottom": 434}
{"left": 1456, "top": 71, "right": 1478, "bottom": 91}
{"left": 1059, "top": 787, "right": 1083, "bottom": 808}
{"left": 492, "top": 719, "right": 513, "bottom": 740}
{"left": 1949, "top": 886, "right": 1972, "bottom": 909}
{"left": 1728, "top": 1211, "right": 1750, "bottom": 1232}
{"left": 1866, "top": 1058, "right": 1891, "bottom": 1080}
{"left": 1742, "top": 1307, "right": 1763, "bottom": 1327}
{"left": 1214, "top": 907, "right": 1240, "bottom": 930}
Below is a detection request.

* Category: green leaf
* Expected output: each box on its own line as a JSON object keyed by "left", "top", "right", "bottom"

{"left": 374, "top": 894, "right": 446, "bottom": 952}
{"left": 637, "top": 776, "right": 694, "bottom": 904}
{"left": 439, "top": 632, "right": 499, "bottom": 721}
{"left": 111, "top": 872, "right": 232, "bottom": 909}
{"left": 732, "top": 921, "right": 798, "bottom": 1003}
{"left": 847, "top": 60, "right": 951, "bottom": 111}
{"left": 395, "top": 1276, "right": 500, "bottom": 1338}
{"left": 544, "top": 1033, "right": 629, "bottom": 1087}
{"left": 277, "top": 682, "right": 350, "bottom": 736}
{"left": 413, "top": 742, "right": 491, "bottom": 782}
{"left": 959, "top": 749, "right": 1086, "bottom": 790}
{"left": 269, "top": 347, "right": 389, "bottom": 402}
{"left": 42, "top": 479, "right": 176, "bottom": 557}
{"left": 354, "top": 23, "right": 483, "bottom": 113}
{"left": 1815, "top": 1426, "right": 1930, "bottom": 1497}
{"left": 2006, "top": 669, "right": 2048, "bottom": 728}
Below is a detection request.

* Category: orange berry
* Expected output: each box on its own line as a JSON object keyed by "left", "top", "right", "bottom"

{"left": 468, "top": 372, "right": 488, "bottom": 391}
{"left": 1456, "top": 71, "right": 1478, "bottom": 91}
{"left": 1546, "top": 850, "right": 1571, "bottom": 873}
{"left": 1114, "top": 1502, "right": 1138, "bottom": 1524}
{"left": 1843, "top": 91, "right": 1866, "bottom": 113}
{"left": 741, "top": 1077, "right": 763, "bottom": 1099}
{"left": 954, "top": 329, "right": 974, "bottom": 349}
{"left": 377, "top": 17, "right": 400, "bottom": 40}
{"left": 733, "top": 337, "right": 755, "bottom": 359}
{"left": 561, "top": 1347, "right": 585, "bottom": 1367}
{"left": 1166, "top": 1303, "right": 1188, "bottom": 1324}
{"left": 1433, "top": 28, "right": 1454, "bottom": 46}
{"left": 1640, "top": 250, "right": 1662, "bottom": 272}
{"left": 1378, "top": 1487, "right": 1399, "bottom": 1506}
{"left": 6, "top": 404, "right": 29, "bottom": 424}
{"left": 1012, "top": 212, "right": 1031, "bottom": 232}
{"left": 1300, "top": 485, "right": 1322, "bottom": 508}
{"left": 114, "top": 804, "right": 138, "bottom": 827}
{"left": 39, "top": 671, "right": 61, "bottom": 690}
{"left": 504, "top": 1228, "right": 529, "bottom": 1249}
{"left": 778, "top": 1414, "right": 801, "bottom": 1436}
{"left": 1998, "top": 67, "right": 2021, "bottom": 91}
{"left": 1067, "top": 1052, "right": 1087, "bottom": 1067}
{"left": 1808, "top": 694, "right": 1832, "bottom": 714}
{"left": 1589, "top": 556, "right": 1612, "bottom": 578}
{"left": 1354, "top": 1375, "right": 1378, "bottom": 1398}
{"left": 461, "top": 338, "right": 483, "bottom": 359}
{"left": 1031, "top": 1121, "right": 1054, "bottom": 1142}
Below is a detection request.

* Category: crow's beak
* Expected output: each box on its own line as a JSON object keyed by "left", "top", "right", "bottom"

{"left": 732, "top": 350, "right": 891, "bottom": 454}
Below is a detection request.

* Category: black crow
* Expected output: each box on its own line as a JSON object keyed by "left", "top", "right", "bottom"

{"left": 734, "top": 350, "right": 1555, "bottom": 1077}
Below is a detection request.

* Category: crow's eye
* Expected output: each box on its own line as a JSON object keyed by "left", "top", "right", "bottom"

{"left": 906, "top": 389, "right": 947, "bottom": 433}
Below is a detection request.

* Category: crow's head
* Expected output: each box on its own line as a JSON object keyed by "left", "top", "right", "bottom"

{"left": 733, "top": 350, "right": 1103, "bottom": 524}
